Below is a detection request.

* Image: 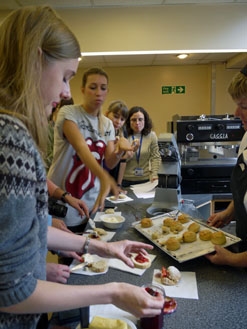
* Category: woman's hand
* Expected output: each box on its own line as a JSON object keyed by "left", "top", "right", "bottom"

{"left": 65, "top": 195, "right": 89, "bottom": 218}
{"left": 46, "top": 263, "right": 70, "bottom": 284}
{"left": 52, "top": 218, "right": 72, "bottom": 233}
{"left": 58, "top": 250, "right": 83, "bottom": 262}
{"left": 92, "top": 240, "right": 154, "bottom": 268}
{"left": 110, "top": 282, "right": 164, "bottom": 318}
{"left": 207, "top": 211, "right": 232, "bottom": 228}
{"left": 91, "top": 171, "right": 118, "bottom": 213}
{"left": 205, "top": 245, "right": 235, "bottom": 266}
{"left": 205, "top": 246, "right": 247, "bottom": 267}
{"left": 131, "top": 138, "right": 140, "bottom": 152}
{"left": 115, "top": 137, "right": 134, "bottom": 154}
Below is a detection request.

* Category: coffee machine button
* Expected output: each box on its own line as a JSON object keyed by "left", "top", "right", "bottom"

{"left": 187, "top": 168, "right": 195, "bottom": 176}
{"left": 187, "top": 124, "right": 195, "bottom": 131}
{"left": 216, "top": 123, "right": 225, "bottom": 130}
{"left": 186, "top": 133, "right": 194, "bottom": 141}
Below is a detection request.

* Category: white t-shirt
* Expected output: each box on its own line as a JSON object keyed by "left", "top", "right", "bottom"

{"left": 48, "top": 105, "right": 115, "bottom": 226}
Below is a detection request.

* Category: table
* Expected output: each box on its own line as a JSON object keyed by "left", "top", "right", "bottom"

{"left": 52, "top": 191, "right": 247, "bottom": 329}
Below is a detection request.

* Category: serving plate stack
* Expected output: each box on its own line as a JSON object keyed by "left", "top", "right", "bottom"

{"left": 134, "top": 212, "right": 241, "bottom": 263}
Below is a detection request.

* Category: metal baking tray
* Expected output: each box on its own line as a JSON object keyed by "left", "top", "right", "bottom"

{"left": 133, "top": 212, "right": 241, "bottom": 263}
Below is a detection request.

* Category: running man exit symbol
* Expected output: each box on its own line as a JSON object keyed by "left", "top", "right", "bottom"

{"left": 162, "top": 85, "right": 186, "bottom": 94}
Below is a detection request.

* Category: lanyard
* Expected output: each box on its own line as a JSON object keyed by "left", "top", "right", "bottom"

{"left": 132, "top": 134, "right": 143, "bottom": 165}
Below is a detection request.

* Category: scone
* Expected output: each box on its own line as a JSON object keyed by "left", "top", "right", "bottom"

{"left": 161, "top": 225, "right": 170, "bottom": 235}
{"left": 163, "top": 217, "right": 175, "bottom": 227}
{"left": 178, "top": 213, "right": 190, "bottom": 224}
{"left": 88, "top": 232, "right": 101, "bottom": 239}
{"left": 141, "top": 217, "right": 153, "bottom": 228}
{"left": 170, "top": 221, "right": 183, "bottom": 234}
{"left": 188, "top": 222, "right": 200, "bottom": 233}
{"left": 118, "top": 194, "right": 126, "bottom": 199}
{"left": 105, "top": 208, "right": 115, "bottom": 214}
{"left": 152, "top": 231, "right": 163, "bottom": 240}
{"left": 211, "top": 231, "right": 226, "bottom": 245}
{"left": 183, "top": 231, "right": 197, "bottom": 243}
{"left": 199, "top": 229, "right": 212, "bottom": 241}
{"left": 165, "top": 237, "right": 180, "bottom": 251}
{"left": 160, "top": 266, "right": 181, "bottom": 286}
{"left": 90, "top": 260, "right": 108, "bottom": 273}
{"left": 131, "top": 252, "right": 151, "bottom": 269}
{"left": 94, "top": 227, "right": 107, "bottom": 236}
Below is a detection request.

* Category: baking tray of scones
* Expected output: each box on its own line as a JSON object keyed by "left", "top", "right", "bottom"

{"left": 134, "top": 213, "right": 241, "bottom": 263}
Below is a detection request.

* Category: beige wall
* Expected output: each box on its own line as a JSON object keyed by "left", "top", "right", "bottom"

{"left": 70, "top": 64, "right": 239, "bottom": 136}
{"left": 1, "top": 4, "right": 247, "bottom": 52}
{"left": 59, "top": 5, "right": 247, "bottom": 52}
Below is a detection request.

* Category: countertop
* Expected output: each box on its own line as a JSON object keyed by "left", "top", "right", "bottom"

{"left": 51, "top": 191, "right": 246, "bottom": 329}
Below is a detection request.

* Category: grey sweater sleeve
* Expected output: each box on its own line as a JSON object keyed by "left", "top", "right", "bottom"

{"left": 0, "top": 115, "right": 48, "bottom": 309}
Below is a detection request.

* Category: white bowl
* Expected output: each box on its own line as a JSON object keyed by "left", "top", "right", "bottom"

{"left": 100, "top": 214, "right": 125, "bottom": 229}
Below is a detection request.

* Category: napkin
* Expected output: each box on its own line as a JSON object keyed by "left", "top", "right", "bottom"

{"left": 108, "top": 254, "right": 156, "bottom": 276}
{"left": 70, "top": 253, "right": 156, "bottom": 277}
{"left": 83, "top": 230, "right": 116, "bottom": 242}
{"left": 90, "top": 304, "right": 137, "bottom": 325}
{"left": 130, "top": 181, "right": 158, "bottom": 199}
{"left": 152, "top": 269, "right": 198, "bottom": 299}
{"left": 70, "top": 255, "right": 109, "bottom": 276}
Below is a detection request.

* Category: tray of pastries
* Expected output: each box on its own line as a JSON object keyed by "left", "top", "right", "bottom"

{"left": 133, "top": 211, "right": 241, "bottom": 263}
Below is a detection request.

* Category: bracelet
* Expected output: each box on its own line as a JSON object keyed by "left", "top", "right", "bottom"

{"left": 61, "top": 191, "right": 71, "bottom": 203}
{"left": 82, "top": 237, "right": 91, "bottom": 254}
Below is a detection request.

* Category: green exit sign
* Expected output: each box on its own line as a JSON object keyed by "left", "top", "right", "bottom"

{"left": 162, "top": 85, "right": 186, "bottom": 94}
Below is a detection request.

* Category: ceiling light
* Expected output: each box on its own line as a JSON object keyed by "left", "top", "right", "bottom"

{"left": 177, "top": 54, "right": 188, "bottom": 59}
{"left": 80, "top": 49, "right": 247, "bottom": 57}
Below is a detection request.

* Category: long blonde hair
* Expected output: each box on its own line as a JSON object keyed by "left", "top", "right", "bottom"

{"left": 0, "top": 6, "right": 81, "bottom": 154}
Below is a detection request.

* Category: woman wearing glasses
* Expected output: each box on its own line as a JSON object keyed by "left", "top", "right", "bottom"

{"left": 122, "top": 106, "right": 161, "bottom": 187}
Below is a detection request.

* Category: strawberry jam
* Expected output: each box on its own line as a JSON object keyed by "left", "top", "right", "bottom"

{"left": 135, "top": 253, "right": 148, "bottom": 263}
{"left": 140, "top": 284, "right": 165, "bottom": 329}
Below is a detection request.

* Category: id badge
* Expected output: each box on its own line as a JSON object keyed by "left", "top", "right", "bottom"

{"left": 134, "top": 167, "right": 144, "bottom": 176}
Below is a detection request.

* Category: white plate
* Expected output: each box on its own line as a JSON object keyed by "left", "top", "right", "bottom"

{"left": 76, "top": 315, "right": 137, "bottom": 329}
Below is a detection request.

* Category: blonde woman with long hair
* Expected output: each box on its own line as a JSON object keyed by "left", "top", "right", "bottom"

{"left": 0, "top": 6, "right": 164, "bottom": 329}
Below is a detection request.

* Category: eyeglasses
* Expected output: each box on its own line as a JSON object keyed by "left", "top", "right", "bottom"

{"left": 240, "top": 65, "right": 247, "bottom": 77}
{"left": 130, "top": 118, "right": 144, "bottom": 122}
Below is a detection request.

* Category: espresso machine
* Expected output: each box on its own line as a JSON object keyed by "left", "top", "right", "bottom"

{"left": 147, "top": 133, "right": 182, "bottom": 216}
{"left": 173, "top": 114, "right": 245, "bottom": 194}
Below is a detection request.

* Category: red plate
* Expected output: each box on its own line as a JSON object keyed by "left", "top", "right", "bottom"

{"left": 164, "top": 297, "right": 177, "bottom": 314}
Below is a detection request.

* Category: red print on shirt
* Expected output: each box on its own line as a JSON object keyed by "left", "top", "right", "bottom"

{"left": 65, "top": 138, "right": 106, "bottom": 199}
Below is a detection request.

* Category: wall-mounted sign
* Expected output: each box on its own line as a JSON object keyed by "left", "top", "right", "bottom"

{"left": 162, "top": 85, "right": 185, "bottom": 94}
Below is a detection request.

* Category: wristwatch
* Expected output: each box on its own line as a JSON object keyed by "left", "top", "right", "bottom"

{"left": 61, "top": 191, "right": 71, "bottom": 203}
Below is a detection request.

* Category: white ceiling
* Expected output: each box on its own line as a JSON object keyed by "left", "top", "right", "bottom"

{"left": 0, "top": 0, "right": 247, "bottom": 68}
{"left": 0, "top": 0, "right": 247, "bottom": 10}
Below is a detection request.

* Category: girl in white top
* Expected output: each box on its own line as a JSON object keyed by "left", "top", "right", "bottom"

{"left": 48, "top": 68, "right": 132, "bottom": 229}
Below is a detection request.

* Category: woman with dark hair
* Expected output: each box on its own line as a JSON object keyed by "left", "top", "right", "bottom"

{"left": 122, "top": 106, "right": 161, "bottom": 187}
